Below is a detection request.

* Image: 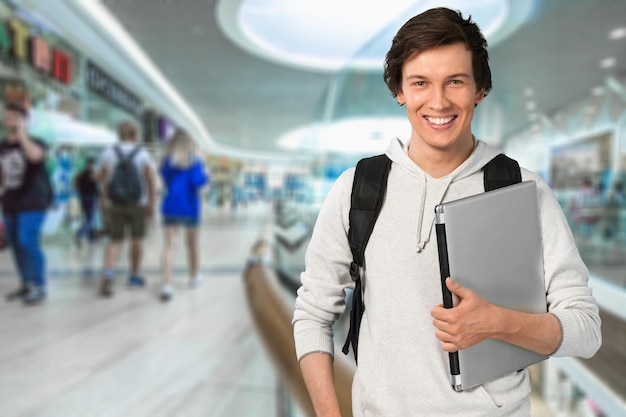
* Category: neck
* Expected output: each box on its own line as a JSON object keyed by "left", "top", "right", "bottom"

{"left": 408, "top": 137, "right": 475, "bottom": 178}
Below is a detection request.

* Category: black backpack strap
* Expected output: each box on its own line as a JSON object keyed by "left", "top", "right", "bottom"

{"left": 483, "top": 153, "right": 522, "bottom": 191}
{"left": 113, "top": 145, "right": 124, "bottom": 161}
{"left": 114, "top": 145, "right": 141, "bottom": 163}
{"left": 342, "top": 154, "right": 392, "bottom": 362}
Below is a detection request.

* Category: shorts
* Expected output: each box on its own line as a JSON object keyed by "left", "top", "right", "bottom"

{"left": 108, "top": 204, "right": 146, "bottom": 240}
{"left": 162, "top": 215, "right": 199, "bottom": 228}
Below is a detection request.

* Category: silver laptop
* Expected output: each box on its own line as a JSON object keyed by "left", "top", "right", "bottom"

{"left": 434, "top": 180, "right": 548, "bottom": 392}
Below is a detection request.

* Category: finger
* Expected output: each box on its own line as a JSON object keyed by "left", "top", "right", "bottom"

{"left": 441, "top": 341, "right": 460, "bottom": 353}
{"left": 446, "top": 277, "right": 467, "bottom": 297}
{"left": 430, "top": 304, "right": 445, "bottom": 319}
{"left": 435, "top": 331, "right": 460, "bottom": 351}
{"left": 431, "top": 305, "right": 455, "bottom": 323}
{"left": 432, "top": 317, "right": 447, "bottom": 330}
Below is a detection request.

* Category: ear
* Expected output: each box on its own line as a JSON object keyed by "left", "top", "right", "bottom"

{"left": 474, "top": 88, "right": 485, "bottom": 105}
{"left": 397, "top": 89, "right": 406, "bottom": 106}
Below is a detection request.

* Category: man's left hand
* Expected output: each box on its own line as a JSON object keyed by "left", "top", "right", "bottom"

{"left": 431, "top": 277, "right": 500, "bottom": 352}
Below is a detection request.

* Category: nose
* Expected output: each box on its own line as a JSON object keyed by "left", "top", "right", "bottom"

{"left": 428, "top": 86, "right": 450, "bottom": 111}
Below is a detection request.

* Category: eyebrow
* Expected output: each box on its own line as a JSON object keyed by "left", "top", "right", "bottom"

{"left": 406, "top": 73, "right": 472, "bottom": 81}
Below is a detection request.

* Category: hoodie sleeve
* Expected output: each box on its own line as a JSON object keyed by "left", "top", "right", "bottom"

{"left": 190, "top": 158, "right": 208, "bottom": 188}
{"left": 532, "top": 173, "right": 602, "bottom": 358}
{"left": 293, "top": 169, "right": 356, "bottom": 360}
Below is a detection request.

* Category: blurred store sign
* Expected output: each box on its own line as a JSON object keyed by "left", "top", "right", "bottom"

{"left": 0, "top": 17, "right": 72, "bottom": 84}
{"left": 86, "top": 60, "right": 142, "bottom": 116}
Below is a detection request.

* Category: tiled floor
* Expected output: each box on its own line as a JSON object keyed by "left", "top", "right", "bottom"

{"left": 0, "top": 203, "right": 286, "bottom": 417}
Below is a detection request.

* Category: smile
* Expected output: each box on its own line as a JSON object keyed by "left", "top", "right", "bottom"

{"left": 424, "top": 116, "right": 456, "bottom": 126}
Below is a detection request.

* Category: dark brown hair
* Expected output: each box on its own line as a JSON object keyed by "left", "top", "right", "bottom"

{"left": 383, "top": 7, "right": 492, "bottom": 99}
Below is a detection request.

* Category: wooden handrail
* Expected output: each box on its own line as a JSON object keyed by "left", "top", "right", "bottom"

{"left": 243, "top": 211, "right": 355, "bottom": 416}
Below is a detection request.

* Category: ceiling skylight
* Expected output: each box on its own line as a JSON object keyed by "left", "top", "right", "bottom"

{"left": 217, "top": 0, "right": 536, "bottom": 72}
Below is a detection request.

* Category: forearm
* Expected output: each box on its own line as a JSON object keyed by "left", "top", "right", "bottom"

{"left": 300, "top": 352, "right": 342, "bottom": 417}
{"left": 494, "top": 307, "right": 561, "bottom": 355}
{"left": 98, "top": 167, "right": 109, "bottom": 200}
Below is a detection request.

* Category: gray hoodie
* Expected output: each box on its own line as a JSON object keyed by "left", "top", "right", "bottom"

{"left": 293, "top": 138, "right": 601, "bottom": 416}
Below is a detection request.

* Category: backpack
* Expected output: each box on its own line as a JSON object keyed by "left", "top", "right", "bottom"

{"left": 108, "top": 145, "right": 143, "bottom": 204}
{"left": 342, "top": 153, "right": 522, "bottom": 363}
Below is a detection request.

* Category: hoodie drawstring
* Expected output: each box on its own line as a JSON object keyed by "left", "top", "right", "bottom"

{"left": 416, "top": 175, "right": 453, "bottom": 253}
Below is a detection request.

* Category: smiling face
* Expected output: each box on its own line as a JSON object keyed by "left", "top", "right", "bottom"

{"left": 397, "top": 42, "right": 485, "bottom": 168}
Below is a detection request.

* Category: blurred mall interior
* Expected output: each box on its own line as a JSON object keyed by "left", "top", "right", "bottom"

{"left": 0, "top": 0, "right": 625, "bottom": 416}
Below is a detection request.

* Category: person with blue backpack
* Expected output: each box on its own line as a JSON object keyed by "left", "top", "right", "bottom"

{"left": 98, "top": 120, "right": 156, "bottom": 297}
{"left": 292, "top": 8, "right": 601, "bottom": 417}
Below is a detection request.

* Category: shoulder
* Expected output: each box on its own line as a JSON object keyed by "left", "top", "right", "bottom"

{"left": 192, "top": 155, "right": 206, "bottom": 169}
{"left": 520, "top": 167, "right": 548, "bottom": 191}
{"left": 137, "top": 146, "right": 150, "bottom": 158}
{"left": 101, "top": 146, "right": 115, "bottom": 158}
{"left": 322, "top": 168, "right": 355, "bottom": 207}
{"left": 135, "top": 146, "right": 154, "bottom": 165}
{"left": 520, "top": 167, "right": 562, "bottom": 210}
{"left": 99, "top": 147, "right": 116, "bottom": 165}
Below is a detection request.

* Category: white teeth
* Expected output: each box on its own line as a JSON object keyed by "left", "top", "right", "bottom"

{"left": 426, "top": 116, "right": 454, "bottom": 125}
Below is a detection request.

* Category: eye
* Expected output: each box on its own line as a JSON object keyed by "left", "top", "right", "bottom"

{"left": 412, "top": 80, "right": 425, "bottom": 87}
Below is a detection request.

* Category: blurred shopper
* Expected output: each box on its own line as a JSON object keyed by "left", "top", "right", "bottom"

{"left": 73, "top": 157, "right": 99, "bottom": 247}
{"left": 158, "top": 129, "right": 208, "bottom": 301}
{"left": 293, "top": 8, "right": 602, "bottom": 417}
{"left": 0, "top": 101, "right": 53, "bottom": 305}
{"left": 570, "top": 176, "right": 601, "bottom": 239}
{"left": 603, "top": 181, "right": 625, "bottom": 240}
{"left": 98, "top": 120, "right": 156, "bottom": 297}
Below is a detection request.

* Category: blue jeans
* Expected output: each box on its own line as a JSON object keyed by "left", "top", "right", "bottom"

{"left": 4, "top": 211, "right": 47, "bottom": 290}
{"left": 77, "top": 195, "right": 98, "bottom": 240}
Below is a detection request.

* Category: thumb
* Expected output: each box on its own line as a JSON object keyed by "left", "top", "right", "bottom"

{"left": 446, "top": 277, "right": 467, "bottom": 297}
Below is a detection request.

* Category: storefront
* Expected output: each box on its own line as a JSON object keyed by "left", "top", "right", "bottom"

{"left": 0, "top": 0, "right": 145, "bottom": 236}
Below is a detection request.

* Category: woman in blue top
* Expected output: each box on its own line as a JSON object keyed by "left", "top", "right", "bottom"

{"left": 159, "top": 129, "right": 208, "bottom": 301}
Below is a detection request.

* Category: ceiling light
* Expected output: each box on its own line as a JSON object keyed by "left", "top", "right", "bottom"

{"left": 600, "top": 57, "right": 617, "bottom": 69}
{"left": 585, "top": 105, "right": 597, "bottom": 115}
{"left": 524, "top": 87, "right": 534, "bottom": 97}
{"left": 526, "top": 101, "right": 536, "bottom": 111}
{"left": 278, "top": 117, "right": 410, "bottom": 153}
{"left": 591, "top": 86, "right": 604, "bottom": 96}
{"left": 609, "top": 27, "right": 626, "bottom": 40}
{"left": 219, "top": 0, "right": 536, "bottom": 72}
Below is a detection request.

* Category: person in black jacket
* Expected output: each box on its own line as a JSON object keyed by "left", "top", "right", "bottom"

{"left": 0, "top": 101, "right": 53, "bottom": 305}
{"left": 73, "top": 157, "right": 99, "bottom": 247}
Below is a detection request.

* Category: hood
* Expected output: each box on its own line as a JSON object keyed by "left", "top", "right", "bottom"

{"left": 384, "top": 137, "right": 502, "bottom": 252}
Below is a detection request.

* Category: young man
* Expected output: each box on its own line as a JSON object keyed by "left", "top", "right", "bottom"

{"left": 0, "top": 101, "right": 53, "bottom": 305}
{"left": 98, "top": 120, "right": 156, "bottom": 297}
{"left": 293, "top": 8, "right": 601, "bottom": 417}
{"left": 73, "top": 157, "right": 99, "bottom": 247}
